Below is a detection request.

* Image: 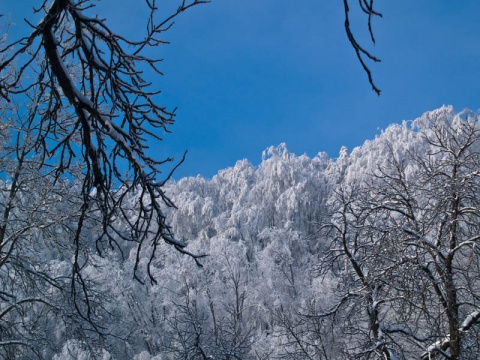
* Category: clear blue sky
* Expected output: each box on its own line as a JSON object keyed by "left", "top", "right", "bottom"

{"left": 4, "top": 1, "right": 480, "bottom": 179}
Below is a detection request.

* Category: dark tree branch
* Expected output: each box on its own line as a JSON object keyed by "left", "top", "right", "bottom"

{"left": 344, "top": 0, "right": 382, "bottom": 95}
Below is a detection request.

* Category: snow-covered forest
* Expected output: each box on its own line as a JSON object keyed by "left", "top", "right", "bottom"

{"left": 1, "top": 1, "right": 479, "bottom": 358}
{"left": 1, "top": 106, "right": 480, "bottom": 359}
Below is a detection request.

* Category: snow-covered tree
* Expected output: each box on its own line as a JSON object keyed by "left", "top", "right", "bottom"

{"left": 315, "top": 107, "right": 480, "bottom": 359}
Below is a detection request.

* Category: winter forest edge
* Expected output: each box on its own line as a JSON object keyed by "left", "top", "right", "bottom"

{"left": 2, "top": 105, "right": 480, "bottom": 359}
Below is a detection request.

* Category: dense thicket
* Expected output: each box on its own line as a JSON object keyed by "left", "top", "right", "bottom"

{"left": 1, "top": 106, "right": 478, "bottom": 358}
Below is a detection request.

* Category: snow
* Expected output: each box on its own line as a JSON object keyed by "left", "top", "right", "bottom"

{"left": 2, "top": 99, "right": 480, "bottom": 358}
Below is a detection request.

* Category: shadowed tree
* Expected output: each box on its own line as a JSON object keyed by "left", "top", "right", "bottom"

{"left": 0, "top": 0, "right": 208, "bottom": 285}
{"left": 0, "top": 0, "right": 208, "bottom": 356}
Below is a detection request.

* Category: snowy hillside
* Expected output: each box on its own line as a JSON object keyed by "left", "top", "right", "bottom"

{"left": 3, "top": 106, "right": 480, "bottom": 359}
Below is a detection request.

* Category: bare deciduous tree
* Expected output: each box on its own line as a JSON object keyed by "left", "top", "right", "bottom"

{"left": 0, "top": 0, "right": 208, "bottom": 287}
{"left": 387, "top": 117, "right": 480, "bottom": 359}
{"left": 0, "top": 98, "right": 100, "bottom": 357}
{"left": 317, "top": 113, "right": 480, "bottom": 359}
{"left": 0, "top": 1, "right": 209, "bottom": 356}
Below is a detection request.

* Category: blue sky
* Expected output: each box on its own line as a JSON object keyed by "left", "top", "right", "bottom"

{"left": 4, "top": 1, "right": 480, "bottom": 179}
{"left": 155, "top": 0, "right": 480, "bottom": 179}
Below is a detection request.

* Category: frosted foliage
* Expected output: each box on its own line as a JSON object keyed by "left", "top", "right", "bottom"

{"left": 164, "top": 143, "right": 332, "bottom": 245}
{"left": 133, "top": 352, "right": 164, "bottom": 360}
{"left": 5, "top": 107, "right": 480, "bottom": 359}
{"left": 53, "top": 340, "right": 112, "bottom": 360}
